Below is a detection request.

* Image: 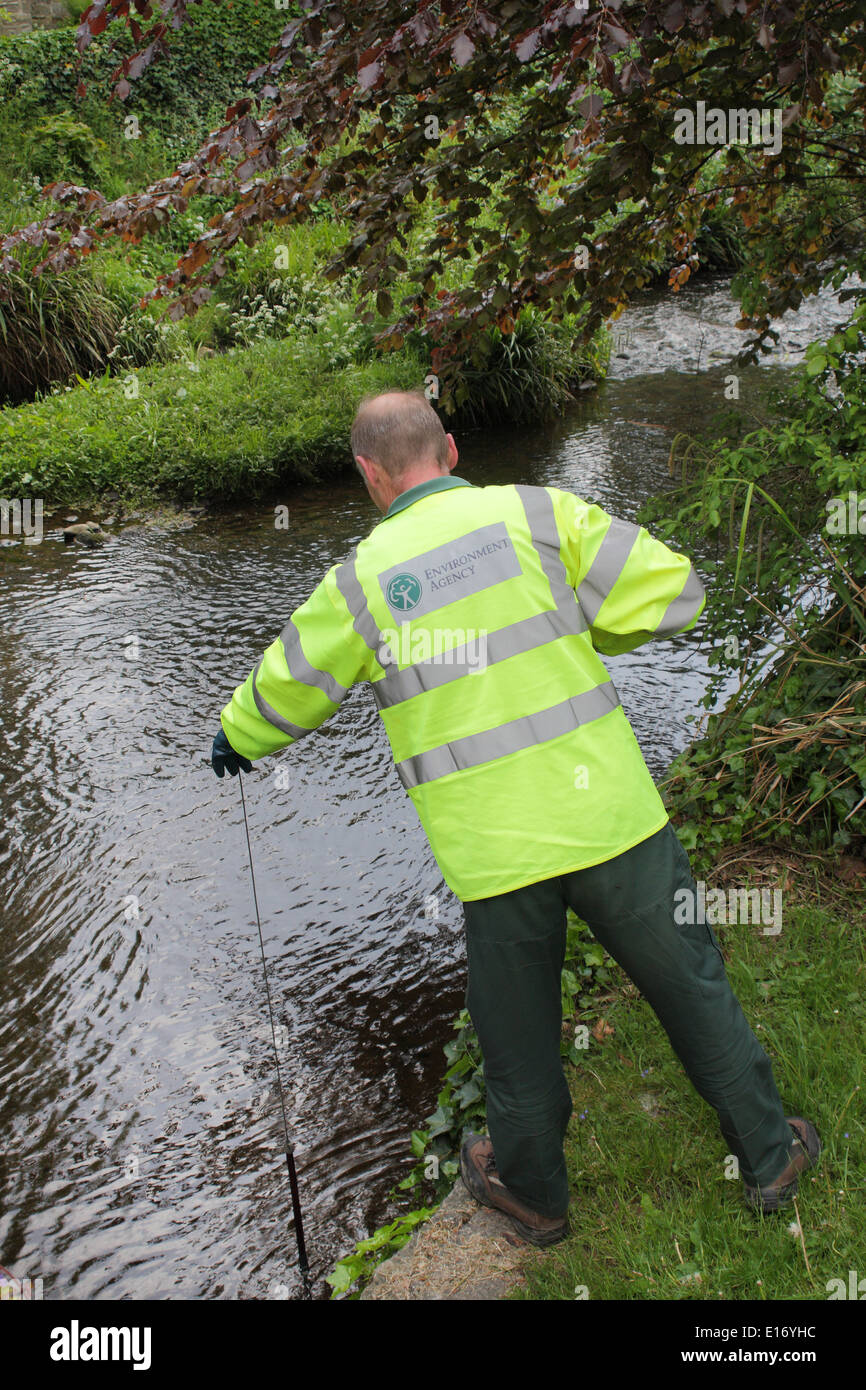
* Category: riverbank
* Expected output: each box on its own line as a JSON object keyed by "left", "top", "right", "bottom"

{"left": 0, "top": 258, "right": 848, "bottom": 514}
{"left": 342, "top": 852, "right": 865, "bottom": 1302}
{"left": 521, "top": 849, "right": 865, "bottom": 1302}
{"left": 0, "top": 337, "right": 423, "bottom": 507}
{"left": 0, "top": 302, "right": 611, "bottom": 508}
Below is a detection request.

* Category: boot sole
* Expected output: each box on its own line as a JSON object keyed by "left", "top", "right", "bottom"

{"left": 744, "top": 1118, "right": 821, "bottom": 1212}
{"left": 506, "top": 1213, "right": 571, "bottom": 1248}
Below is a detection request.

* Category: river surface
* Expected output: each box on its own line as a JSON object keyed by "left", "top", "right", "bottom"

{"left": 0, "top": 273, "right": 854, "bottom": 1299}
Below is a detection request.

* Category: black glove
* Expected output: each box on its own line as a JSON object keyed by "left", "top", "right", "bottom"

{"left": 212, "top": 728, "right": 252, "bottom": 778}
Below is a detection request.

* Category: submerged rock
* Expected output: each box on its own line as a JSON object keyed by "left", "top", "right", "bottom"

{"left": 62, "top": 522, "right": 107, "bottom": 547}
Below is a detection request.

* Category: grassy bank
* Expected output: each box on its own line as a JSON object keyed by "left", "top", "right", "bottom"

{"left": 329, "top": 861, "right": 865, "bottom": 1302}
{"left": 0, "top": 335, "right": 425, "bottom": 505}
{"left": 0, "top": 198, "right": 610, "bottom": 505}
{"left": 517, "top": 863, "right": 864, "bottom": 1301}
{"left": 0, "top": 287, "right": 611, "bottom": 505}
{"left": 0, "top": 200, "right": 610, "bottom": 506}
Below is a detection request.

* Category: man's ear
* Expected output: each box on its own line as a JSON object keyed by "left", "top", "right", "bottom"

{"left": 355, "top": 453, "right": 377, "bottom": 488}
{"left": 445, "top": 434, "right": 459, "bottom": 473}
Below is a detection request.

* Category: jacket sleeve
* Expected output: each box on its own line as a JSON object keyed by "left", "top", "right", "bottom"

{"left": 220, "top": 563, "right": 376, "bottom": 760}
{"left": 553, "top": 489, "right": 706, "bottom": 657}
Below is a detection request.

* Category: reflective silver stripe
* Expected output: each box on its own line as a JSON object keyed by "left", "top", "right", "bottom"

{"left": 514, "top": 483, "right": 579, "bottom": 611}
{"left": 334, "top": 553, "right": 383, "bottom": 654}
{"left": 655, "top": 564, "right": 705, "bottom": 636}
{"left": 280, "top": 616, "right": 347, "bottom": 705}
{"left": 252, "top": 660, "right": 314, "bottom": 741}
{"left": 577, "top": 517, "right": 641, "bottom": 626}
{"left": 395, "top": 680, "right": 620, "bottom": 790}
{"left": 374, "top": 606, "right": 584, "bottom": 709}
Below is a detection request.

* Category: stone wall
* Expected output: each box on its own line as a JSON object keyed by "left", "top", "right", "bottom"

{"left": 0, "top": 0, "right": 69, "bottom": 37}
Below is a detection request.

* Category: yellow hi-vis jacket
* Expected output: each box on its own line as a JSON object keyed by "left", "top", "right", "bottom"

{"left": 221, "top": 476, "right": 705, "bottom": 901}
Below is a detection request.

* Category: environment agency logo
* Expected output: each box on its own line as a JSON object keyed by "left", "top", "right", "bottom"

{"left": 387, "top": 572, "right": 422, "bottom": 611}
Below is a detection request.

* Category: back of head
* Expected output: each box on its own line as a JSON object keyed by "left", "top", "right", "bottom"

{"left": 350, "top": 389, "right": 448, "bottom": 481}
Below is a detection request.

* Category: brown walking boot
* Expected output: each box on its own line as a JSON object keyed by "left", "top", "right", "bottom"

{"left": 743, "top": 1117, "right": 821, "bottom": 1213}
{"left": 459, "top": 1132, "right": 570, "bottom": 1248}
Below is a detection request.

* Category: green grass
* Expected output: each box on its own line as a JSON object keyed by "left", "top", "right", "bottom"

{"left": 512, "top": 886, "right": 865, "bottom": 1301}
{"left": 0, "top": 334, "right": 425, "bottom": 505}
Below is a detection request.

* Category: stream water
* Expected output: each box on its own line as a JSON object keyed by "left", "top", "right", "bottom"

{"left": 0, "top": 273, "right": 854, "bottom": 1299}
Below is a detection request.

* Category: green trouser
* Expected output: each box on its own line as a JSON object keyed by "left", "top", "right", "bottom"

{"left": 462, "top": 822, "right": 795, "bottom": 1218}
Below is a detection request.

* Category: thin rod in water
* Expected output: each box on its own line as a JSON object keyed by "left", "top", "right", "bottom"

{"left": 238, "top": 773, "right": 310, "bottom": 1281}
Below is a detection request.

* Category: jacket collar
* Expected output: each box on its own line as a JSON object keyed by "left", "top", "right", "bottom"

{"left": 384, "top": 475, "right": 474, "bottom": 518}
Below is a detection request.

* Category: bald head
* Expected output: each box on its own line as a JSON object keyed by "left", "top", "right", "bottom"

{"left": 350, "top": 389, "right": 449, "bottom": 481}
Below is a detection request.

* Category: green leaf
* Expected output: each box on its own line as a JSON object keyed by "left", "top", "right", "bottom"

{"left": 325, "top": 1255, "right": 365, "bottom": 1294}
{"left": 675, "top": 822, "right": 699, "bottom": 851}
